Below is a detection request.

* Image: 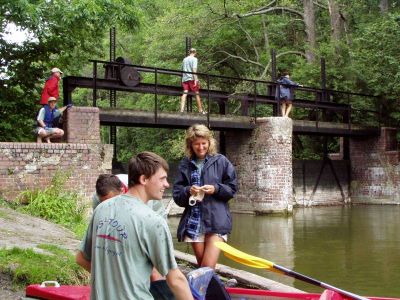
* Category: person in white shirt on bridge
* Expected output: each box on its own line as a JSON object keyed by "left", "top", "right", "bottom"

{"left": 180, "top": 48, "right": 206, "bottom": 114}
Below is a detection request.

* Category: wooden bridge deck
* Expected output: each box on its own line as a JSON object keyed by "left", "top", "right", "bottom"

{"left": 99, "top": 108, "right": 380, "bottom": 136}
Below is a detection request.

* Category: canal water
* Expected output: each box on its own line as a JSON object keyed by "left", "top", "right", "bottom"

{"left": 168, "top": 205, "right": 400, "bottom": 297}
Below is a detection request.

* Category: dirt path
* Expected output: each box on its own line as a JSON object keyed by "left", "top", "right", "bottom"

{"left": 0, "top": 206, "right": 80, "bottom": 299}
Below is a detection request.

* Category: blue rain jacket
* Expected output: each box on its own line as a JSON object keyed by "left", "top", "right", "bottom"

{"left": 173, "top": 153, "right": 238, "bottom": 242}
{"left": 277, "top": 76, "right": 300, "bottom": 100}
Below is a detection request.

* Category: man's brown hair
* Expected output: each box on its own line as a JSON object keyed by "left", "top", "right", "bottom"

{"left": 128, "top": 151, "right": 169, "bottom": 187}
{"left": 95, "top": 174, "right": 122, "bottom": 197}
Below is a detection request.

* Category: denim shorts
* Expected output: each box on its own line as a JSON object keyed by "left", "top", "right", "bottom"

{"left": 34, "top": 127, "right": 57, "bottom": 135}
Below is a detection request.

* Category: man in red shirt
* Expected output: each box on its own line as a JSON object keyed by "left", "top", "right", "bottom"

{"left": 40, "top": 67, "right": 63, "bottom": 105}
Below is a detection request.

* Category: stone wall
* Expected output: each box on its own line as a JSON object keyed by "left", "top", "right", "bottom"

{"left": 225, "top": 117, "right": 293, "bottom": 214}
{"left": 350, "top": 127, "right": 400, "bottom": 204}
{"left": 293, "top": 160, "right": 350, "bottom": 206}
{"left": 0, "top": 107, "right": 113, "bottom": 201}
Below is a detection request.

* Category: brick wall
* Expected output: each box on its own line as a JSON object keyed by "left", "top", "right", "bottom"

{"left": 226, "top": 117, "right": 293, "bottom": 214}
{"left": 0, "top": 107, "right": 113, "bottom": 202}
{"left": 293, "top": 160, "right": 350, "bottom": 206}
{"left": 350, "top": 127, "right": 400, "bottom": 204}
{"left": 64, "top": 107, "right": 100, "bottom": 143}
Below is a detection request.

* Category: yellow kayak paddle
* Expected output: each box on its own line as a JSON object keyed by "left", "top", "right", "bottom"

{"left": 215, "top": 242, "right": 369, "bottom": 300}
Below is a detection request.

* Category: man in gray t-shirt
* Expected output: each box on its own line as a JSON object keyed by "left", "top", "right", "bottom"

{"left": 76, "top": 152, "right": 193, "bottom": 300}
{"left": 180, "top": 48, "right": 205, "bottom": 114}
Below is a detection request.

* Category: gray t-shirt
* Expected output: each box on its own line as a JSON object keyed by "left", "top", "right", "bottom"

{"left": 92, "top": 194, "right": 167, "bottom": 219}
{"left": 80, "top": 194, "right": 178, "bottom": 300}
{"left": 182, "top": 55, "right": 198, "bottom": 82}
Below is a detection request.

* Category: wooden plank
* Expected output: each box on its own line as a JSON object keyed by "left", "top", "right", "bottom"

{"left": 174, "top": 250, "right": 304, "bottom": 293}
{"left": 99, "top": 108, "right": 255, "bottom": 130}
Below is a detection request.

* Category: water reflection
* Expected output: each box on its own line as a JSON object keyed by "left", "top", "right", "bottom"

{"left": 168, "top": 205, "right": 400, "bottom": 297}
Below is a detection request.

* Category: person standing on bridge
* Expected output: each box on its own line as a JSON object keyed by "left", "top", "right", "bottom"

{"left": 277, "top": 71, "right": 302, "bottom": 117}
{"left": 180, "top": 48, "right": 206, "bottom": 114}
{"left": 173, "top": 124, "right": 237, "bottom": 269}
{"left": 40, "top": 67, "right": 63, "bottom": 105}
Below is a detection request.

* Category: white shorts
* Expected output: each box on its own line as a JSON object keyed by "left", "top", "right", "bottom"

{"left": 184, "top": 233, "right": 228, "bottom": 243}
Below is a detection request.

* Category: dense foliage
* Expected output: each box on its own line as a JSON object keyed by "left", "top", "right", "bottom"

{"left": 1, "top": 0, "right": 399, "bottom": 159}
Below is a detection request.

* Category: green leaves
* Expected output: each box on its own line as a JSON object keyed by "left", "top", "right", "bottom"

{"left": 17, "top": 171, "right": 87, "bottom": 237}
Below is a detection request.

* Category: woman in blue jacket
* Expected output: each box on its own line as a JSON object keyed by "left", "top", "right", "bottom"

{"left": 277, "top": 71, "right": 302, "bottom": 117}
{"left": 173, "top": 124, "right": 237, "bottom": 268}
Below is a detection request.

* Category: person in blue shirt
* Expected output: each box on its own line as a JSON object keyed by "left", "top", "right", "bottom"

{"left": 277, "top": 71, "right": 302, "bottom": 117}
{"left": 34, "top": 97, "right": 70, "bottom": 143}
{"left": 173, "top": 124, "right": 237, "bottom": 269}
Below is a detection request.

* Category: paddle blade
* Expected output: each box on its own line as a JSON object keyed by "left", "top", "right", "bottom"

{"left": 214, "top": 242, "right": 282, "bottom": 274}
{"left": 223, "top": 252, "right": 267, "bottom": 269}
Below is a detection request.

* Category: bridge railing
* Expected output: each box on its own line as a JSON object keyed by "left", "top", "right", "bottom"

{"left": 89, "top": 59, "right": 381, "bottom": 130}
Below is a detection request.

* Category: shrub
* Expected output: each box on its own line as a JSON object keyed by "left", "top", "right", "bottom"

{"left": 17, "top": 172, "right": 88, "bottom": 237}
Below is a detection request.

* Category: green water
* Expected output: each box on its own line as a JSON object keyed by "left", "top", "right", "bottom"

{"left": 168, "top": 205, "right": 400, "bottom": 297}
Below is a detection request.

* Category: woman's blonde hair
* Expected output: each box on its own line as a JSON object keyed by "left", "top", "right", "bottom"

{"left": 185, "top": 124, "right": 217, "bottom": 158}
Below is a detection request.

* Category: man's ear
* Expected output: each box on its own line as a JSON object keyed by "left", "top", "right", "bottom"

{"left": 138, "top": 174, "right": 147, "bottom": 185}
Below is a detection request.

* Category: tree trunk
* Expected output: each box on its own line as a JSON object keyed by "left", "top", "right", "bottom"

{"left": 328, "top": 0, "right": 344, "bottom": 42}
{"left": 303, "top": 0, "right": 316, "bottom": 63}
{"left": 379, "top": 0, "right": 389, "bottom": 13}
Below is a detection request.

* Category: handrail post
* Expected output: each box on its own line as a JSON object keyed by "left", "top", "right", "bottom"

{"left": 93, "top": 61, "right": 97, "bottom": 107}
{"left": 347, "top": 94, "right": 351, "bottom": 130}
{"left": 207, "top": 74, "right": 210, "bottom": 128}
{"left": 154, "top": 68, "right": 158, "bottom": 124}
{"left": 315, "top": 92, "right": 319, "bottom": 130}
{"left": 378, "top": 97, "right": 382, "bottom": 128}
{"left": 276, "top": 82, "right": 281, "bottom": 116}
{"left": 253, "top": 81, "right": 257, "bottom": 122}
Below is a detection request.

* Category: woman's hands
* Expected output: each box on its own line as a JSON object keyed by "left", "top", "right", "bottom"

{"left": 201, "top": 185, "right": 215, "bottom": 195}
{"left": 190, "top": 185, "right": 202, "bottom": 196}
{"left": 190, "top": 185, "right": 215, "bottom": 196}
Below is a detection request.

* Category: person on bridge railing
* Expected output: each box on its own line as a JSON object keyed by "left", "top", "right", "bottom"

{"left": 180, "top": 48, "right": 206, "bottom": 114}
{"left": 173, "top": 124, "right": 237, "bottom": 269}
{"left": 40, "top": 67, "right": 63, "bottom": 105}
{"left": 277, "top": 71, "right": 303, "bottom": 117}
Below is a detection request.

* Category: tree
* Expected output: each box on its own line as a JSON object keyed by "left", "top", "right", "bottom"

{"left": 0, "top": 0, "right": 141, "bottom": 141}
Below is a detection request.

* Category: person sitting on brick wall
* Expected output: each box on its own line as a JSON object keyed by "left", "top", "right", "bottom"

{"left": 34, "top": 97, "right": 71, "bottom": 143}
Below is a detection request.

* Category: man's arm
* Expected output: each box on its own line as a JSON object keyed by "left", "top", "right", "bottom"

{"left": 76, "top": 251, "right": 91, "bottom": 272}
{"left": 192, "top": 67, "right": 198, "bottom": 82}
{"left": 166, "top": 268, "right": 193, "bottom": 300}
{"left": 58, "top": 106, "right": 68, "bottom": 113}
{"left": 36, "top": 108, "right": 46, "bottom": 128}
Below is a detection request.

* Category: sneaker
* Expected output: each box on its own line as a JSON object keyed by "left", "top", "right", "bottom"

{"left": 200, "top": 111, "right": 207, "bottom": 115}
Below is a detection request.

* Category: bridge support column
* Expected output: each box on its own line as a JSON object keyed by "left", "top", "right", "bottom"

{"left": 350, "top": 127, "right": 400, "bottom": 204}
{"left": 64, "top": 107, "right": 101, "bottom": 144}
{"left": 225, "top": 117, "right": 293, "bottom": 214}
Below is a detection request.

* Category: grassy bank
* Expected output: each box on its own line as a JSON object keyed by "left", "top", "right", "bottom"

{"left": 14, "top": 172, "right": 89, "bottom": 238}
{"left": 0, "top": 172, "right": 90, "bottom": 288}
{"left": 0, "top": 245, "right": 89, "bottom": 288}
